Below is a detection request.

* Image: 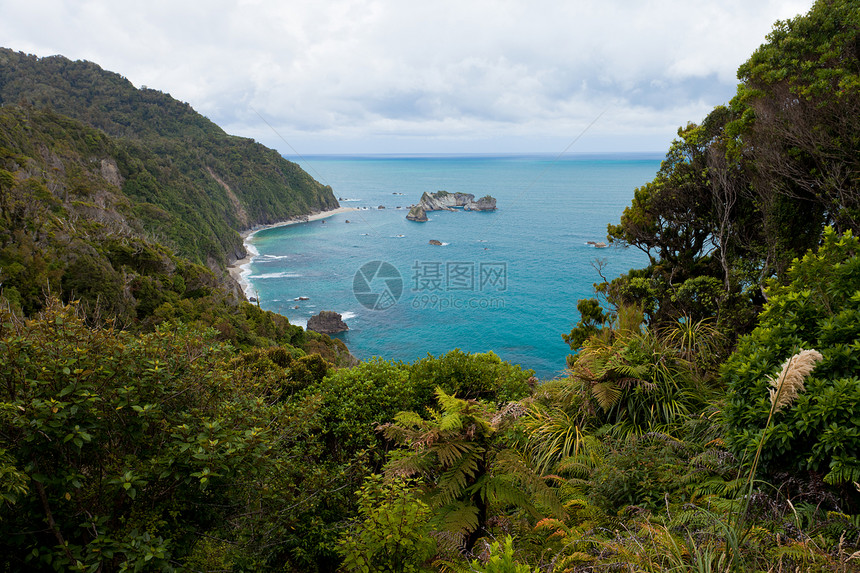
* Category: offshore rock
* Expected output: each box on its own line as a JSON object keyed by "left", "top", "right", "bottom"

{"left": 406, "top": 191, "right": 497, "bottom": 220}
{"left": 406, "top": 205, "right": 428, "bottom": 222}
{"left": 307, "top": 311, "right": 349, "bottom": 334}
{"left": 429, "top": 239, "right": 443, "bottom": 245}
{"left": 464, "top": 195, "right": 497, "bottom": 211}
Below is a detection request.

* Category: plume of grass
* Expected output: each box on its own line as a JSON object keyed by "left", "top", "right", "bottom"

{"left": 767, "top": 349, "right": 823, "bottom": 412}
{"left": 729, "top": 349, "right": 824, "bottom": 570}
{"left": 749, "top": 349, "right": 823, "bottom": 486}
{"left": 747, "top": 349, "right": 823, "bottom": 493}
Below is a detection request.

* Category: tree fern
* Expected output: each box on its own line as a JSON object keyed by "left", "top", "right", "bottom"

{"left": 380, "top": 388, "right": 563, "bottom": 550}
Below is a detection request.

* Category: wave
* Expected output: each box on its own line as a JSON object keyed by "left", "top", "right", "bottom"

{"left": 339, "top": 198, "right": 362, "bottom": 202}
{"left": 250, "top": 272, "right": 303, "bottom": 279}
{"left": 260, "top": 254, "right": 290, "bottom": 260}
{"left": 340, "top": 311, "right": 357, "bottom": 321}
{"left": 245, "top": 243, "right": 260, "bottom": 256}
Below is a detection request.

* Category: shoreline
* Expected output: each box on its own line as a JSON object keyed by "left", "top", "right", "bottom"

{"left": 227, "top": 206, "right": 358, "bottom": 294}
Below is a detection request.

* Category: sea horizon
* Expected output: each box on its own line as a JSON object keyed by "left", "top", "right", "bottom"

{"left": 286, "top": 150, "right": 665, "bottom": 160}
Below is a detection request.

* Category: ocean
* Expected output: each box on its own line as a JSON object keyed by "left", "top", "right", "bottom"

{"left": 241, "top": 153, "right": 660, "bottom": 379}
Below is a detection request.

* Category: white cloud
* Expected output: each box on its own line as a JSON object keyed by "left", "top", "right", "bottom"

{"left": 0, "top": 0, "right": 813, "bottom": 153}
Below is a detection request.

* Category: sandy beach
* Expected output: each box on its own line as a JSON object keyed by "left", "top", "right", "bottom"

{"left": 227, "top": 206, "right": 358, "bottom": 289}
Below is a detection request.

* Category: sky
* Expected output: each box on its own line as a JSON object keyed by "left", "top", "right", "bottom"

{"left": 1, "top": 0, "right": 813, "bottom": 155}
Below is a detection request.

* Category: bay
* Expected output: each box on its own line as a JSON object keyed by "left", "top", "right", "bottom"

{"left": 243, "top": 153, "right": 659, "bottom": 379}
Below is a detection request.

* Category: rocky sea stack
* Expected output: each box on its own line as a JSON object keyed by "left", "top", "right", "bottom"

{"left": 307, "top": 311, "right": 349, "bottom": 334}
{"left": 406, "top": 205, "right": 428, "bottom": 221}
{"left": 406, "top": 191, "right": 496, "bottom": 221}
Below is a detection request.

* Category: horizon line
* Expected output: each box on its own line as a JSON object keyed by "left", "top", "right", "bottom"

{"left": 283, "top": 150, "right": 665, "bottom": 158}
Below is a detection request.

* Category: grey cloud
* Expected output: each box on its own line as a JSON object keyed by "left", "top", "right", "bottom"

{"left": 0, "top": 0, "right": 813, "bottom": 153}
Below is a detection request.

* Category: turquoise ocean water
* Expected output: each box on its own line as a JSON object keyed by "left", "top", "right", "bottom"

{"left": 241, "top": 154, "right": 660, "bottom": 379}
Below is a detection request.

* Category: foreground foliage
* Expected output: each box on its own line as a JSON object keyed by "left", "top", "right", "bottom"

{"left": 1, "top": 1, "right": 859, "bottom": 570}
{"left": 0, "top": 300, "right": 317, "bottom": 570}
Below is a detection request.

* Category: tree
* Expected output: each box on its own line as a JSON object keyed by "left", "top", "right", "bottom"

{"left": 607, "top": 118, "right": 722, "bottom": 276}
{"left": 602, "top": 0, "right": 860, "bottom": 336}
{"left": 0, "top": 168, "right": 13, "bottom": 220}
{"left": 562, "top": 298, "right": 610, "bottom": 355}
{"left": 736, "top": 0, "right": 860, "bottom": 238}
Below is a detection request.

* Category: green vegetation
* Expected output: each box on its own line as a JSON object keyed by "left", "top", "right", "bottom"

{"left": 0, "top": 91, "right": 350, "bottom": 363}
{"left": 0, "top": 48, "right": 338, "bottom": 268}
{"left": 1, "top": 0, "right": 859, "bottom": 570}
{"left": 724, "top": 228, "right": 860, "bottom": 486}
{"left": 603, "top": 0, "right": 860, "bottom": 345}
{"left": 0, "top": 309, "right": 537, "bottom": 571}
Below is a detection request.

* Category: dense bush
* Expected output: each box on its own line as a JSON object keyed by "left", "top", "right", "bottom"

{"left": 0, "top": 300, "right": 312, "bottom": 571}
{"left": 588, "top": 435, "right": 692, "bottom": 514}
{"left": 408, "top": 349, "right": 534, "bottom": 405}
{"left": 724, "top": 228, "right": 860, "bottom": 489}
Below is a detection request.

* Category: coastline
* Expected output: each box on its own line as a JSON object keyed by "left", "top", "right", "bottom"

{"left": 227, "top": 206, "right": 358, "bottom": 295}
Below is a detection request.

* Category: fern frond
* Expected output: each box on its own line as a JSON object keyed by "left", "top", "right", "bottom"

{"left": 493, "top": 448, "right": 564, "bottom": 517}
{"left": 483, "top": 475, "right": 536, "bottom": 516}
{"left": 824, "top": 458, "right": 860, "bottom": 485}
{"left": 393, "top": 410, "right": 426, "bottom": 427}
{"left": 384, "top": 449, "right": 435, "bottom": 478}
{"left": 534, "top": 517, "right": 567, "bottom": 533}
{"left": 592, "top": 381, "right": 621, "bottom": 411}
{"left": 768, "top": 541, "right": 820, "bottom": 564}
{"left": 439, "top": 412, "right": 464, "bottom": 432}
{"left": 437, "top": 501, "right": 480, "bottom": 535}
{"left": 435, "top": 450, "right": 481, "bottom": 505}
{"left": 435, "top": 440, "right": 475, "bottom": 467}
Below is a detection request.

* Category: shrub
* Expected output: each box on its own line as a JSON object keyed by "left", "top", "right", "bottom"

{"left": 724, "top": 228, "right": 860, "bottom": 488}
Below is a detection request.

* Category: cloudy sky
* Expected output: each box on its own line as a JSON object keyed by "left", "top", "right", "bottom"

{"left": 2, "top": 0, "right": 812, "bottom": 154}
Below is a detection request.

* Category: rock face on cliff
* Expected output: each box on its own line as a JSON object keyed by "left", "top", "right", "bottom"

{"left": 307, "top": 311, "right": 349, "bottom": 334}
{"left": 406, "top": 191, "right": 496, "bottom": 221}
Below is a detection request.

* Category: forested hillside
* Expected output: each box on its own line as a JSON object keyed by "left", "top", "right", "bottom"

{"left": 0, "top": 1, "right": 858, "bottom": 572}
{"left": 0, "top": 102, "right": 354, "bottom": 356}
{"left": 0, "top": 48, "right": 339, "bottom": 269}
